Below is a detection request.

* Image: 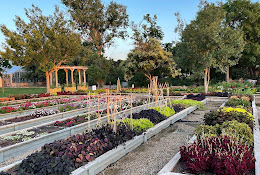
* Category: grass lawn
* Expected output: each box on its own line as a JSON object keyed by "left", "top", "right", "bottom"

{"left": 0, "top": 87, "right": 46, "bottom": 98}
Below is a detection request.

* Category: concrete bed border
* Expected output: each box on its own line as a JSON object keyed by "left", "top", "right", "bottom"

{"left": 158, "top": 97, "right": 259, "bottom": 175}
{"left": 0, "top": 98, "right": 93, "bottom": 120}
{"left": 0, "top": 99, "right": 169, "bottom": 164}
{"left": 0, "top": 104, "right": 104, "bottom": 135}
{"left": 70, "top": 99, "right": 207, "bottom": 175}
{"left": 0, "top": 96, "right": 188, "bottom": 172}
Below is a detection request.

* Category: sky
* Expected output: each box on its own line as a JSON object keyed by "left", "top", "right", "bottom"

{"left": 0, "top": 0, "right": 259, "bottom": 73}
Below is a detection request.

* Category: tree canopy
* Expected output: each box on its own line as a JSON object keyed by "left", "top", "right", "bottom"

{"left": 123, "top": 14, "right": 180, "bottom": 83}
{"left": 62, "top": 0, "right": 129, "bottom": 56}
{"left": 176, "top": 2, "right": 245, "bottom": 93}
{"left": 0, "top": 5, "right": 81, "bottom": 92}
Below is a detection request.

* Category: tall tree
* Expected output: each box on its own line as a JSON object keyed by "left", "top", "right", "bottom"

{"left": 123, "top": 14, "right": 179, "bottom": 83}
{"left": 223, "top": 0, "right": 260, "bottom": 78}
{"left": 62, "top": 0, "right": 129, "bottom": 56}
{"left": 179, "top": 2, "right": 244, "bottom": 93}
{"left": 0, "top": 5, "right": 81, "bottom": 93}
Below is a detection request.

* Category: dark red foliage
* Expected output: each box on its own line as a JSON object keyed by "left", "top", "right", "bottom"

{"left": 180, "top": 135, "right": 255, "bottom": 175}
{"left": 185, "top": 94, "right": 205, "bottom": 101}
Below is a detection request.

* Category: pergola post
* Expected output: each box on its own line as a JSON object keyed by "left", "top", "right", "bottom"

{"left": 50, "top": 72, "right": 53, "bottom": 86}
{"left": 77, "top": 69, "right": 81, "bottom": 85}
{"left": 83, "top": 70, "right": 86, "bottom": 85}
{"left": 70, "top": 69, "right": 74, "bottom": 86}
{"left": 64, "top": 69, "right": 69, "bottom": 86}
{"left": 55, "top": 69, "right": 59, "bottom": 88}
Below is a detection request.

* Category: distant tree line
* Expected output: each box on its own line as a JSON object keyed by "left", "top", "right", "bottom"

{"left": 0, "top": 0, "right": 259, "bottom": 92}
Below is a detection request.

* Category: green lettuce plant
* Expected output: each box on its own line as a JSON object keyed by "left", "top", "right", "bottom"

{"left": 122, "top": 118, "right": 154, "bottom": 132}
{"left": 153, "top": 106, "right": 175, "bottom": 117}
{"left": 169, "top": 99, "right": 205, "bottom": 110}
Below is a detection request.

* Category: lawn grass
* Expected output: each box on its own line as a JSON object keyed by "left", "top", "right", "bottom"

{"left": 0, "top": 87, "right": 46, "bottom": 98}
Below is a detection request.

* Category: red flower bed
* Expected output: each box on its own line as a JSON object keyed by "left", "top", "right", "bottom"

{"left": 180, "top": 135, "right": 255, "bottom": 175}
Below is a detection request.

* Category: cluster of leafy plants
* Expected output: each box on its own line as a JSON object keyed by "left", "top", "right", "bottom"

{"left": 196, "top": 120, "right": 254, "bottom": 146}
{"left": 170, "top": 104, "right": 186, "bottom": 113}
{"left": 0, "top": 106, "right": 19, "bottom": 113}
{"left": 225, "top": 98, "right": 250, "bottom": 107}
{"left": 16, "top": 124, "right": 140, "bottom": 174}
{"left": 122, "top": 118, "right": 154, "bottom": 132}
{"left": 132, "top": 109, "right": 167, "bottom": 124}
{"left": 54, "top": 114, "right": 97, "bottom": 127}
{"left": 169, "top": 99, "right": 205, "bottom": 110}
{"left": 0, "top": 109, "right": 59, "bottom": 126}
{"left": 185, "top": 94, "right": 205, "bottom": 101}
{"left": 8, "top": 93, "right": 50, "bottom": 100}
{"left": 204, "top": 109, "right": 254, "bottom": 129}
{"left": 180, "top": 135, "right": 255, "bottom": 175}
{"left": 205, "top": 92, "right": 229, "bottom": 97}
{"left": 57, "top": 91, "right": 86, "bottom": 95}
{"left": 153, "top": 106, "right": 175, "bottom": 117}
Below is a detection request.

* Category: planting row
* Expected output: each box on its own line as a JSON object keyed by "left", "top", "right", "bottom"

{"left": 177, "top": 94, "right": 255, "bottom": 174}
{"left": 0, "top": 99, "right": 205, "bottom": 175}
{"left": 0, "top": 98, "right": 148, "bottom": 148}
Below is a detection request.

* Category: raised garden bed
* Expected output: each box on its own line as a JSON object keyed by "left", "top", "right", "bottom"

{"left": 158, "top": 96, "right": 259, "bottom": 175}
{"left": 0, "top": 99, "right": 207, "bottom": 174}
{"left": 0, "top": 98, "right": 158, "bottom": 164}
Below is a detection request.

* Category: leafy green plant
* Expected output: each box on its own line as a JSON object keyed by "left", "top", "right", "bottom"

{"left": 225, "top": 98, "right": 250, "bottom": 107}
{"left": 122, "top": 118, "right": 154, "bottom": 132}
{"left": 132, "top": 109, "right": 167, "bottom": 124}
{"left": 169, "top": 99, "right": 205, "bottom": 110}
{"left": 153, "top": 106, "right": 175, "bottom": 117}
{"left": 204, "top": 110, "right": 254, "bottom": 129}
{"left": 196, "top": 120, "right": 253, "bottom": 146}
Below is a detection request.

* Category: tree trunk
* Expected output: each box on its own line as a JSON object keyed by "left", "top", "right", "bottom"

{"left": 204, "top": 67, "right": 210, "bottom": 94}
{"left": 226, "top": 66, "right": 230, "bottom": 83}
{"left": 46, "top": 72, "right": 50, "bottom": 93}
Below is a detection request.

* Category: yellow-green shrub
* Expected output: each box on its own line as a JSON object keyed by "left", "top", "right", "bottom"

{"left": 122, "top": 118, "right": 154, "bottom": 132}
{"left": 153, "top": 106, "right": 175, "bottom": 117}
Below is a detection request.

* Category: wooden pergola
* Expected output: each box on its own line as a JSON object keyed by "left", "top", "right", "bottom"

{"left": 49, "top": 66, "right": 88, "bottom": 87}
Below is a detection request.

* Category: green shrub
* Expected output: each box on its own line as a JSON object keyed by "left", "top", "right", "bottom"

{"left": 204, "top": 110, "right": 254, "bottom": 129}
{"left": 122, "top": 118, "right": 154, "bottom": 132}
{"left": 221, "top": 120, "right": 253, "bottom": 146}
{"left": 225, "top": 98, "right": 250, "bottom": 107}
{"left": 196, "top": 121, "right": 253, "bottom": 146}
{"left": 169, "top": 99, "right": 205, "bottom": 110}
{"left": 153, "top": 106, "right": 175, "bottom": 117}
{"left": 195, "top": 124, "right": 220, "bottom": 137}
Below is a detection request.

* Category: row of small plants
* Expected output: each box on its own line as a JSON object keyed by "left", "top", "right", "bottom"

{"left": 0, "top": 99, "right": 147, "bottom": 147}
{"left": 0, "top": 96, "right": 94, "bottom": 114}
{"left": 0, "top": 98, "right": 146, "bottom": 126}
{"left": 0, "top": 99, "right": 203, "bottom": 174}
{"left": 185, "top": 94, "right": 206, "bottom": 101}
{"left": 179, "top": 95, "right": 255, "bottom": 174}
{"left": 7, "top": 93, "right": 51, "bottom": 100}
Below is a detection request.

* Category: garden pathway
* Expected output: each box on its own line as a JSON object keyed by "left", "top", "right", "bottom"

{"left": 98, "top": 101, "right": 223, "bottom": 175}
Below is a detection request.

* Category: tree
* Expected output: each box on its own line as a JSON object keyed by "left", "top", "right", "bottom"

{"left": 223, "top": 0, "right": 260, "bottom": 78}
{"left": 86, "top": 65, "right": 105, "bottom": 87}
{"left": 0, "top": 5, "right": 81, "bottom": 93}
{"left": 62, "top": 0, "right": 129, "bottom": 56}
{"left": 213, "top": 26, "right": 245, "bottom": 82}
{"left": 178, "top": 2, "right": 244, "bottom": 93}
{"left": 0, "top": 57, "right": 11, "bottom": 77}
{"left": 123, "top": 14, "right": 180, "bottom": 84}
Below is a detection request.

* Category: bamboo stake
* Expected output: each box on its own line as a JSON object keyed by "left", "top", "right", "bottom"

{"left": 107, "top": 90, "right": 110, "bottom": 124}
{"left": 88, "top": 91, "right": 91, "bottom": 132}
{"left": 113, "top": 99, "right": 118, "bottom": 132}
{"left": 130, "top": 90, "right": 133, "bottom": 130}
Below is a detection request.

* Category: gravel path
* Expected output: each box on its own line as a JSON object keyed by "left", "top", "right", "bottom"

{"left": 99, "top": 101, "right": 223, "bottom": 175}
